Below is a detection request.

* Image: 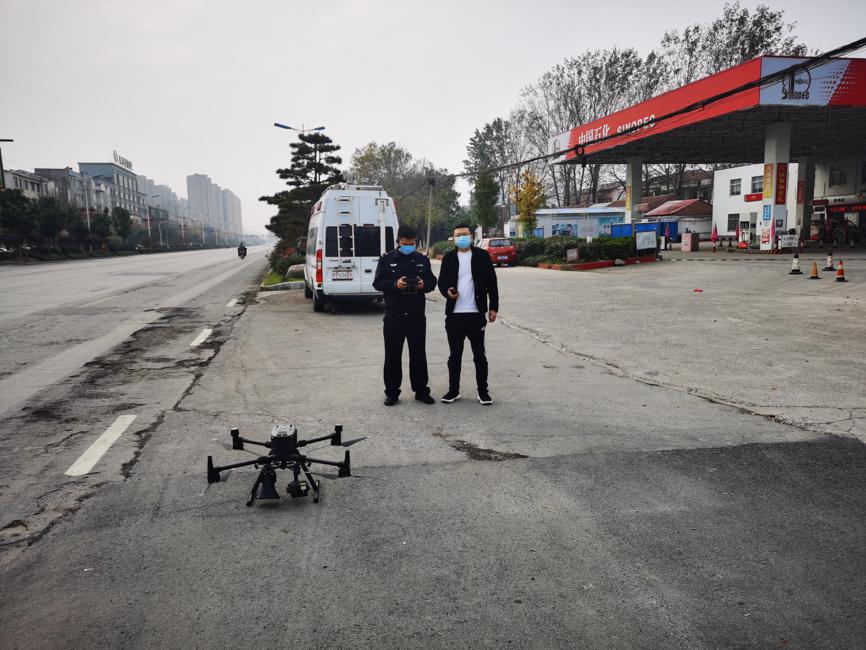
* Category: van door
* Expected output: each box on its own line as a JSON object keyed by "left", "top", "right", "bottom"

{"left": 356, "top": 225, "right": 395, "bottom": 294}
{"left": 323, "top": 223, "right": 362, "bottom": 295}
{"left": 352, "top": 197, "right": 395, "bottom": 294}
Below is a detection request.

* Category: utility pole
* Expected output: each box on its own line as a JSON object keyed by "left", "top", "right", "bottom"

{"left": 82, "top": 171, "right": 91, "bottom": 232}
{"left": 425, "top": 176, "right": 436, "bottom": 253}
{"left": 0, "top": 138, "right": 13, "bottom": 191}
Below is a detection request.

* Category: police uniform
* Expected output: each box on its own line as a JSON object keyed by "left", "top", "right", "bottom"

{"left": 372, "top": 249, "right": 438, "bottom": 399}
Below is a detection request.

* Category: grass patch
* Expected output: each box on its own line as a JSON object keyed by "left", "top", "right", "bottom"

{"left": 262, "top": 269, "right": 287, "bottom": 287}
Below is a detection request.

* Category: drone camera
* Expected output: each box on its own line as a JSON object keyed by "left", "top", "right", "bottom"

{"left": 287, "top": 479, "right": 310, "bottom": 499}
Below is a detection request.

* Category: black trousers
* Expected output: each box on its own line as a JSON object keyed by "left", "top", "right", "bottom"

{"left": 445, "top": 313, "right": 488, "bottom": 393}
{"left": 383, "top": 313, "right": 429, "bottom": 397}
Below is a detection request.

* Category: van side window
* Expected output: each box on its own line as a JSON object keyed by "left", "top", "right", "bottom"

{"left": 325, "top": 227, "right": 338, "bottom": 257}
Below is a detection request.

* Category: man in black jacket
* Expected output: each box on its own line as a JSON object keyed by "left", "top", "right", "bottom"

{"left": 372, "top": 225, "right": 438, "bottom": 406}
{"left": 437, "top": 224, "right": 499, "bottom": 405}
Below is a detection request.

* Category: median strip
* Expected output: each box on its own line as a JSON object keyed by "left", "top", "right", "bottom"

{"left": 64, "top": 415, "right": 137, "bottom": 477}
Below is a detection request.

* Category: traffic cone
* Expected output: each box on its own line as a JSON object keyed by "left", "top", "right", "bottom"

{"left": 823, "top": 252, "right": 835, "bottom": 271}
{"left": 808, "top": 261, "right": 821, "bottom": 279}
{"left": 836, "top": 260, "right": 848, "bottom": 282}
{"left": 789, "top": 254, "right": 802, "bottom": 275}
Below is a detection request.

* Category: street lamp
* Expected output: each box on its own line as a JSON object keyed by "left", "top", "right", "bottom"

{"left": 157, "top": 220, "right": 167, "bottom": 247}
{"left": 0, "top": 138, "right": 13, "bottom": 191}
{"left": 273, "top": 123, "right": 325, "bottom": 134}
{"left": 146, "top": 194, "right": 160, "bottom": 246}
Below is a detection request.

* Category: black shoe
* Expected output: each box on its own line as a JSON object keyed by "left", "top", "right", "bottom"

{"left": 441, "top": 390, "right": 460, "bottom": 403}
{"left": 415, "top": 393, "right": 435, "bottom": 405}
{"left": 477, "top": 391, "right": 493, "bottom": 405}
{"left": 384, "top": 395, "right": 398, "bottom": 406}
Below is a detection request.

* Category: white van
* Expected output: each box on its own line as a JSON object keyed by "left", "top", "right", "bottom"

{"left": 304, "top": 182, "right": 399, "bottom": 311}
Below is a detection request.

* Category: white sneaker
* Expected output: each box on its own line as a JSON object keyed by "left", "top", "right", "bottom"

{"left": 477, "top": 392, "right": 493, "bottom": 405}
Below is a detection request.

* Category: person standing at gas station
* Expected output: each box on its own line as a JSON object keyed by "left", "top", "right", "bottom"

{"left": 373, "top": 225, "right": 438, "bottom": 406}
{"left": 438, "top": 224, "right": 499, "bottom": 405}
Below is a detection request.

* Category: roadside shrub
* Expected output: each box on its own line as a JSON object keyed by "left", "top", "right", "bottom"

{"left": 430, "top": 240, "right": 453, "bottom": 256}
{"left": 515, "top": 237, "right": 546, "bottom": 260}
{"left": 268, "top": 249, "right": 304, "bottom": 276}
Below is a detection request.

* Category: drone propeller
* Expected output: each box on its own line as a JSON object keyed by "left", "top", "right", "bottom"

{"left": 338, "top": 436, "right": 367, "bottom": 448}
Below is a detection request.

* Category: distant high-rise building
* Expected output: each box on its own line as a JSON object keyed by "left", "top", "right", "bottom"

{"left": 222, "top": 188, "right": 243, "bottom": 241}
{"left": 186, "top": 173, "right": 242, "bottom": 244}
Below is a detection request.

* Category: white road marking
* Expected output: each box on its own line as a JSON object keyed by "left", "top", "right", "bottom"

{"left": 190, "top": 328, "right": 213, "bottom": 347}
{"left": 64, "top": 415, "right": 137, "bottom": 477}
{"left": 226, "top": 298, "right": 238, "bottom": 308}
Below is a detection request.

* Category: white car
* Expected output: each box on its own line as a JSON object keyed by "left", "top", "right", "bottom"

{"left": 304, "top": 181, "right": 400, "bottom": 312}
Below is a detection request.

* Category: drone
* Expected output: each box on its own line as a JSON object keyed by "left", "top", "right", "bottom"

{"left": 207, "top": 423, "right": 364, "bottom": 506}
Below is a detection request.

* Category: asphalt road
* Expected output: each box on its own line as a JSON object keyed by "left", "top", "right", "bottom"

{"left": 1, "top": 255, "right": 864, "bottom": 648}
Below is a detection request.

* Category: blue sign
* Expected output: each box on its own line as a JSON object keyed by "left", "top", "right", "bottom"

{"left": 762, "top": 205, "right": 772, "bottom": 221}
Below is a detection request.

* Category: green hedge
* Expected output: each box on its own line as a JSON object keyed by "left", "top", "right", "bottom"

{"left": 513, "top": 236, "right": 636, "bottom": 265}
{"left": 430, "top": 240, "right": 453, "bottom": 256}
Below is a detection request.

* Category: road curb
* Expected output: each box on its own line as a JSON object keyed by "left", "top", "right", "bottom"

{"left": 260, "top": 280, "right": 305, "bottom": 291}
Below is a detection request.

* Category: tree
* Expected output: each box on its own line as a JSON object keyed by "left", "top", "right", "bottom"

{"left": 471, "top": 169, "right": 499, "bottom": 233}
{"left": 348, "top": 142, "right": 460, "bottom": 237}
{"left": 510, "top": 170, "right": 545, "bottom": 236}
{"left": 33, "top": 196, "right": 67, "bottom": 251}
{"left": 260, "top": 132, "right": 343, "bottom": 243}
{"left": 92, "top": 207, "right": 112, "bottom": 241}
{"left": 67, "top": 213, "right": 90, "bottom": 251}
{"left": 111, "top": 207, "right": 133, "bottom": 244}
{"left": 0, "top": 189, "right": 35, "bottom": 256}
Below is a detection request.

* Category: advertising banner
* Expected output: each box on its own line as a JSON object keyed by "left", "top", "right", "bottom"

{"left": 775, "top": 163, "right": 788, "bottom": 205}
{"left": 763, "top": 164, "right": 774, "bottom": 200}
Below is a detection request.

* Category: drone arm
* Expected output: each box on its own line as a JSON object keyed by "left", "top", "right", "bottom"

{"left": 230, "top": 428, "right": 269, "bottom": 451}
{"left": 306, "top": 450, "right": 351, "bottom": 477}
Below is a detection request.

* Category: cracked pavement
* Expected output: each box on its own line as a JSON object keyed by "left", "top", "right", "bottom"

{"left": 1, "top": 253, "right": 865, "bottom": 648}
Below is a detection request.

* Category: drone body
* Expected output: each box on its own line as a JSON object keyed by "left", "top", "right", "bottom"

{"left": 207, "top": 423, "right": 360, "bottom": 506}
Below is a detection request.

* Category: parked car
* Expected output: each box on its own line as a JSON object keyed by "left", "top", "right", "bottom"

{"left": 478, "top": 238, "right": 517, "bottom": 266}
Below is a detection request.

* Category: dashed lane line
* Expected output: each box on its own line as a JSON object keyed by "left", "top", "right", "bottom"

{"left": 64, "top": 415, "right": 137, "bottom": 477}
{"left": 190, "top": 328, "right": 213, "bottom": 347}
{"left": 226, "top": 298, "right": 238, "bottom": 308}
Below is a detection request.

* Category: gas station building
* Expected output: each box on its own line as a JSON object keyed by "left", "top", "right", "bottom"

{"left": 548, "top": 56, "right": 866, "bottom": 251}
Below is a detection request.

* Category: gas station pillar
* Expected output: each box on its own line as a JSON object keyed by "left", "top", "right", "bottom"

{"left": 761, "top": 123, "right": 792, "bottom": 251}
{"left": 795, "top": 156, "right": 815, "bottom": 243}
{"left": 625, "top": 157, "right": 642, "bottom": 225}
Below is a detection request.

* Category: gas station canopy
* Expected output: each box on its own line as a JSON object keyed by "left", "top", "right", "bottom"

{"left": 548, "top": 56, "right": 866, "bottom": 165}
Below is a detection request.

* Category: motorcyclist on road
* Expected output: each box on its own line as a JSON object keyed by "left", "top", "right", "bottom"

{"left": 237, "top": 242, "right": 247, "bottom": 259}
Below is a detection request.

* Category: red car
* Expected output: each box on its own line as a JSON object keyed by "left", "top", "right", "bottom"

{"left": 478, "top": 238, "right": 517, "bottom": 266}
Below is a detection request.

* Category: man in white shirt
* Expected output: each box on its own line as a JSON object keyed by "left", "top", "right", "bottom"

{"left": 437, "top": 224, "right": 499, "bottom": 405}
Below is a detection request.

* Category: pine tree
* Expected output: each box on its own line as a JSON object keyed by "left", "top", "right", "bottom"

{"left": 471, "top": 169, "right": 499, "bottom": 233}
{"left": 260, "top": 132, "right": 343, "bottom": 243}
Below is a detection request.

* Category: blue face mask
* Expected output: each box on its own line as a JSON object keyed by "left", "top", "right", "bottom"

{"left": 398, "top": 244, "right": 416, "bottom": 255}
{"left": 455, "top": 235, "right": 472, "bottom": 249}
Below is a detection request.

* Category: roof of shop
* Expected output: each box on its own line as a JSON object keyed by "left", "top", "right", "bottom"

{"left": 645, "top": 199, "right": 713, "bottom": 217}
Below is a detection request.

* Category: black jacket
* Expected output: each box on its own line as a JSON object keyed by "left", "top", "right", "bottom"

{"left": 438, "top": 247, "right": 499, "bottom": 316}
{"left": 373, "top": 249, "right": 437, "bottom": 316}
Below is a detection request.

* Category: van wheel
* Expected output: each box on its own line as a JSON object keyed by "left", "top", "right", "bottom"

{"left": 304, "top": 283, "right": 313, "bottom": 299}
{"left": 313, "top": 291, "right": 326, "bottom": 312}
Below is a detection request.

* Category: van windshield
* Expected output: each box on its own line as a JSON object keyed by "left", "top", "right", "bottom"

{"left": 325, "top": 226, "right": 394, "bottom": 257}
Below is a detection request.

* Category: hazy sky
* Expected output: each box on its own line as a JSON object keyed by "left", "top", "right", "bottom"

{"left": 2, "top": 0, "right": 864, "bottom": 233}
